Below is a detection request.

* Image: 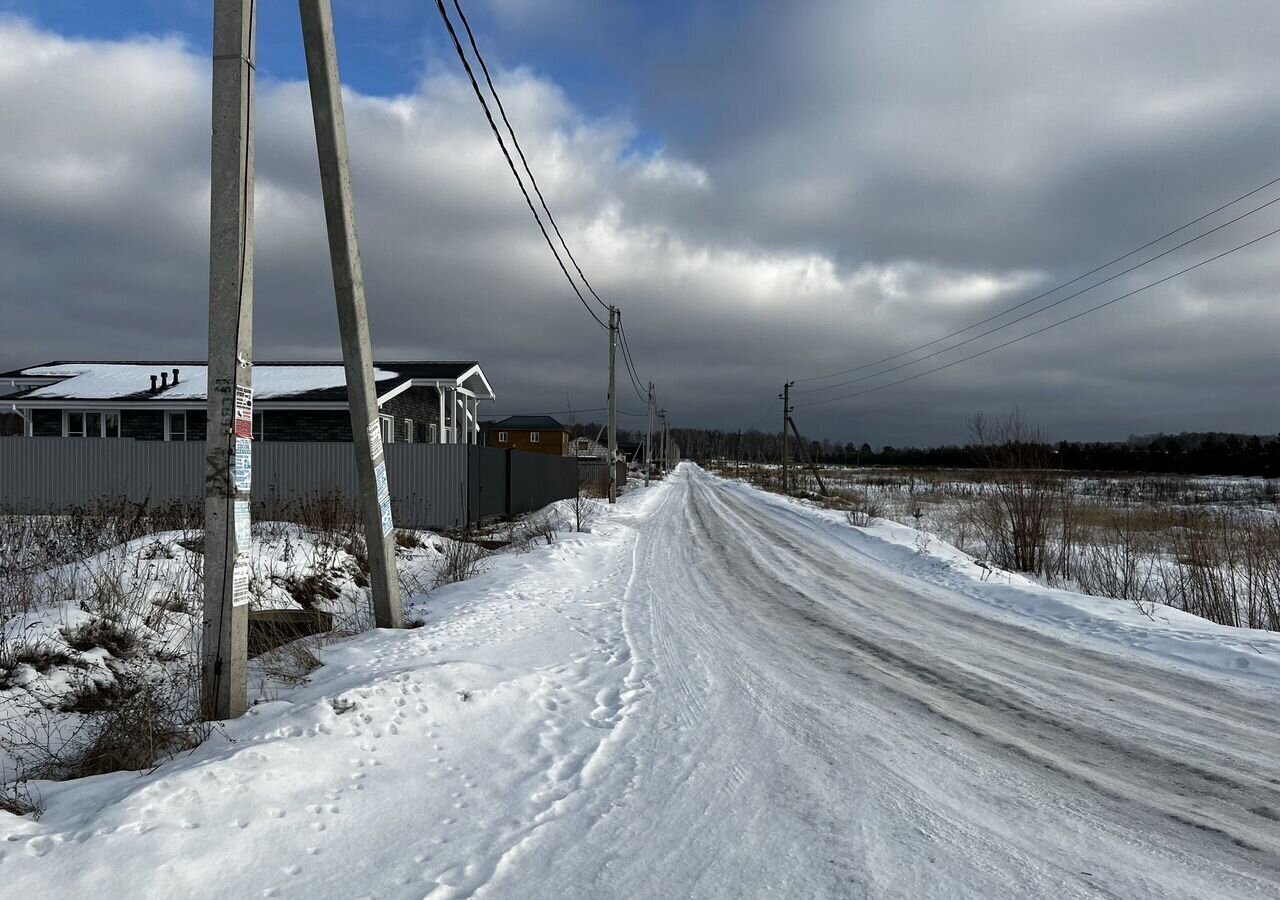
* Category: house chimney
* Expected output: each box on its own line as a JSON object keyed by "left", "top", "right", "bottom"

{"left": 172, "top": 368, "right": 180, "bottom": 385}
{"left": 150, "top": 374, "right": 158, "bottom": 393}
{"left": 160, "top": 371, "right": 169, "bottom": 389}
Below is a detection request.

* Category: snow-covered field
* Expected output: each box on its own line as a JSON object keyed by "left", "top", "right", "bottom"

{"left": 4, "top": 465, "right": 1280, "bottom": 898}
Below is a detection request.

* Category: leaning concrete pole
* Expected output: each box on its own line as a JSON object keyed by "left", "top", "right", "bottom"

{"left": 300, "top": 0, "right": 402, "bottom": 628}
{"left": 607, "top": 306, "right": 618, "bottom": 503}
{"left": 203, "top": 0, "right": 256, "bottom": 721}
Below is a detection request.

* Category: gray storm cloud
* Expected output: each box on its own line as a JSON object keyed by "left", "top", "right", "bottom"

{"left": 1, "top": 3, "right": 1279, "bottom": 445}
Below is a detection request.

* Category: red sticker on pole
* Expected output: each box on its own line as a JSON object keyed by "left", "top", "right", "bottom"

{"left": 234, "top": 385, "right": 254, "bottom": 439}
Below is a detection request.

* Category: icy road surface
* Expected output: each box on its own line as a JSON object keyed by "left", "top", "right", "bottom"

{"left": 5, "top": 464, "right": 1280, "bottom": 899}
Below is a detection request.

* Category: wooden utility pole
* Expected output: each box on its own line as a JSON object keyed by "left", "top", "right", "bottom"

{"left": 203, "top": 0, "right": 256, "bottom": 721}
{"left": 607, "top": 306, "right": 618, "bottom": 503}
{"left": 300, "top": 0, "right": 402, "bottom": 628}
{"left": 780, "top": 381, "right": 793, "bottom": 494}
{"left": 645, "top": 382, "right": 654, "bottom": 486}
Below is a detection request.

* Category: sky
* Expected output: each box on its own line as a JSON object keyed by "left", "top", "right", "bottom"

{"left": 1, "top": 0, "right": 1279, "bottom": 447}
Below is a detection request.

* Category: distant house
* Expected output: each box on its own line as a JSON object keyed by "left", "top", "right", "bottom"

{"left": 568, "top": 434, "right": 609, "bottom": 460}
{"left": 484, "top": 415, "right": 569, "bottom": 456}
{"left": 1, "top": 360, "right": 495, "bottom": 444}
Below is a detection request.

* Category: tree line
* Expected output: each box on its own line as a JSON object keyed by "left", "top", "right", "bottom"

{"left": 569, "top": 421, "right": 1280, "bottom": 478}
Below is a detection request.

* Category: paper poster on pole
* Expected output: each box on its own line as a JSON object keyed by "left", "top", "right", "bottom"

{"left": 379, "top": 495, "right": 394, "bottom": 536}
{"left": 234, "top": 499, "right": 251, "bottom": 551}
{"left": 367, "top": 419, "right": 383, "bottom": 461}
{"left": 374, "top": 459, "right": 393, "bottom": 535}
{"left": 231, "top": 564, "right": 251, "bottom": 607}
{"left": 234, "top": 385, "right": 254, "bottom": 439}
{"left": 233, "top": 437, "right": 252, "bottom": 493}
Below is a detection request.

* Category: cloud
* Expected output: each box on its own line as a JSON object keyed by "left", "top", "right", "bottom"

{"left": 2, "top": 6, "right": 1279, "bottom": 445}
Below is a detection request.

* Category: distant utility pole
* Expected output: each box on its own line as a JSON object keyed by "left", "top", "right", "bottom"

{"left": 300, "top": 0, "right": 402, "bottom": 628}
{"left": 607, "top": 306, "right": 618, "bottom": 503}
{"left": 780, "top": 381, "right": 794, "bottom": 494}
{"left": 645, "top": 382, "right": 654, "bottom": 486}
{"left": 659, "top": 409, "right": 668, "bottom": 474}
{"left": 203, "top": 0, "right": 256, "bottom": 721}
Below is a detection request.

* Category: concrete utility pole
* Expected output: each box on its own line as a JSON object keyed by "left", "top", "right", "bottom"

{"left": 203, "top": 0, "right": 256, "bottom": 721}
{"left": 787, "top": 414, "right": 828, "bottom": 496}
{"left": 607, "top": 306, "right": 618, "bottom": 503}
{"left": 661, "top": 411, "right": 669, "bottom": 472}
{"left": 780, "top": 381, "right": 794, "bottom": 494}
{"left": 644, "top": 382, "right": 654, "bottom": 486}
{"left": 300, "top": 0, "right": 402, "bottom": 628}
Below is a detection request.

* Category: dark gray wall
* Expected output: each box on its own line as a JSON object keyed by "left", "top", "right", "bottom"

{"left": 122, "top": 410, "right": 165, "bottom": 441}
{"left": 263, "top": 410, "right": 352, "bottom": 442}
{"left": 31, "top": 409, "right": 60, "bottom": 436}
{"left": 382, "top": 386, "right": 442, "bottom": 443}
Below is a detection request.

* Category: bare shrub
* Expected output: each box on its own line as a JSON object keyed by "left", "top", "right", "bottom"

{"left": 71, "top": 678, "right": 208, "bottom": 778}
{"left": 843, "top": 489, "right": 885, "bottom": 527}
{"left": 253, "top": 634, "right": 323, "bottom": 695}
{"left": 0, "top": 770, "right": 41, "bottom": 818}
{"left": 433, "top": 537, "right": 489, "bottom": 589}
{"left": 524, "top": 512, "right": 559, "bottom": 546}
{"left": 572, "top": 493, "right": 601, "bottom": 533}
{"left": 969, "top": 411, "right": 1058, "bottom": 573}
{"left": 395, "top": 529, "right": 424, "bottom": 551}
{"left": 1072, "top": 505, "right": 1160, "bottom": 620}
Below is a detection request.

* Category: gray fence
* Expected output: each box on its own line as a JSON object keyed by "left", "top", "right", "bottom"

{"left": 574, "top": 459, "right": 629, "bottom": 497}
{"left": 0, "top": 439, "right": 578, "bottom": 531}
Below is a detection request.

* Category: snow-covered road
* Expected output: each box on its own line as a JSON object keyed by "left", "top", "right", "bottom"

{"left": 6, "top": 464, "right": 1280, "bottom": 899}
{"left": 491, "top": 465, "right": 1280, "bottom": 899}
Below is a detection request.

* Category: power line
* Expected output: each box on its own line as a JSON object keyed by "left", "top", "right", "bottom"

{"left": 795, "top": 173, "right": 1280, "bottom": 386}
{"left": 617, "top": 318, "right": 650, "bottom": 404}
{"left": 796, "top": 222, "right": 1280, "bottom": 408}
{"left": 743, "top": 398, "right": 780, "bottom": 432}
{"left": 796, "top": 190, "right": 1280, "bottom": 395}
{"left": 433, "top": 0, "right": 606, "bottom": 329}
{"left": 450, "top": 0, "right": 612, "bottom": 314}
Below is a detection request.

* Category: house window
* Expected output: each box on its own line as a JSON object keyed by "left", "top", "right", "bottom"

{"left": 497, "top": 431, "right": 508, "bottom": 443}
{"left": 428, "top": 424, "right": 438, "bottom": 443}
{"left": 166, "top": 411, "right": 188, "bottom": 441}
{"left": 380, "top": 415, "right": 394, "bottom": 445}
{"left": 63, "top": 410, "right": 120, "bottom": 438}
{"left": 530, "top": 432, "right": 540, "bottom": 443}
{"left": 404, "top": 418, "right": 415, "bottom": 443}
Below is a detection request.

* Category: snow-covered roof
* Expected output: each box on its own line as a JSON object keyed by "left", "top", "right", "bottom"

{"left": 2, "top": 361, "right": 495, "bottom": 405}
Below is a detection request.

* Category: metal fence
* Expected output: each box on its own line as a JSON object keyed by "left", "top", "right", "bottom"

{"left": 574, "top": 459, "right": 629, "bottom": 497}
{"left": 0, "top": 439, "right": 579, "bottom": 530}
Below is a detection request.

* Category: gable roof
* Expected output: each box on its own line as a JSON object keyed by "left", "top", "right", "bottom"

{"left": 1, "top": 361, "right": 495, "bottom": 405}
{"left": 487, "top": 415, "right": 567, "bottom": 431}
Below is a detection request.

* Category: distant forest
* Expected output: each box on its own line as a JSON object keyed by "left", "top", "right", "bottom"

{"left": 568, "top": 422, "right": 1280, "bottom": 478}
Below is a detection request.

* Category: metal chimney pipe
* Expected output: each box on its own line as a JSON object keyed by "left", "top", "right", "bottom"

{"left": 150, "top": 374, "right": 158, "bottom": 393}
{"left": 172, "top": 368, "right": 180, "bottom": 385}
{"left": 160, "top": 371, "right": 169, "bottom": 389}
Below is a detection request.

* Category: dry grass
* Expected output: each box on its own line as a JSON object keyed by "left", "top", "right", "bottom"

{"left": 710, "top": 456, "right": 1280, "bottom": 632}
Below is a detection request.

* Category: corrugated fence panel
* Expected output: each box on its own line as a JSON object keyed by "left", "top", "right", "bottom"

{"left": 473, "top": 446, "right": 509, "bottom": 521}
{"left": 0, "top": 438, "right": 205, "bottom": 507}
{"left": 385, "top": 443, "right": 470, "bottom": 531}
{"left": 509, "top": 451, "right": 576, "bottom": 515}
{"left": 0, "top": 440, "right": 576, "bottom": 530}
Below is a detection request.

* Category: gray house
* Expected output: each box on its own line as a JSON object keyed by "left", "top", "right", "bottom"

{"left": 1, "top": 360, "right": 495, "bottom": 445}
